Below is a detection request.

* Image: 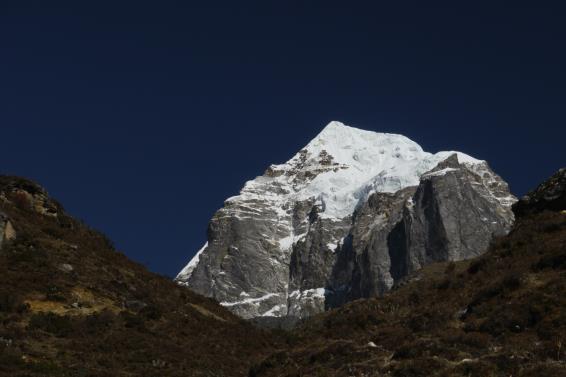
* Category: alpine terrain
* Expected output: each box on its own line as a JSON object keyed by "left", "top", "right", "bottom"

{"left": 0, "top": 169, "right": 563, "bottom": 377}
{"left": 0, "top": 176, "right": 278, "bottom": 376}
{"left": 177, "top": 121, "right": 517, "bottom": 320}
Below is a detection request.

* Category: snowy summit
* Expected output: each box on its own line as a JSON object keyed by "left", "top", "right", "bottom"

{"left": 258, "top": 121, "right": 482, "bottom": 219}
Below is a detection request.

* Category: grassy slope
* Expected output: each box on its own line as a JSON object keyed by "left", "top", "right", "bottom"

{"left": 0, "top": 176, "right": 280, "bottom": 377}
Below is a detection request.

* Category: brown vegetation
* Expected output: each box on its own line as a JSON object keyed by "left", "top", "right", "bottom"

{"left": 0, "top": 176, "right": 280, "bottom": 377}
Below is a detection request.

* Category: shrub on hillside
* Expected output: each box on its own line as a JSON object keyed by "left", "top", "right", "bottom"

{"left": 28, "top": 312, "right": 73, "bottom": 337}
{"left": 0, "top": 291, "right": 27, "bottom": 313}
{"left": 467, "top": 258, "right": 487, "bottom": 274}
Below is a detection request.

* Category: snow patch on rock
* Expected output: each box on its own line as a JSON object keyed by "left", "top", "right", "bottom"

{"left": 220, "top": 292, "right": 280, "bottom": 307}
{"left": 177, "top": 242, "right": 208, "bottom": 283}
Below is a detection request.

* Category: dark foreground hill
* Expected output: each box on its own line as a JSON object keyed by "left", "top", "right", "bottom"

{"left": 251, "top": 169, "right": 566, "bottom": 377}
{"left": 0, "top": 176, "right": 279, "bottom": 376}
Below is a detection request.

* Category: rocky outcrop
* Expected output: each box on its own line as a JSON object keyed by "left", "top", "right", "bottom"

{"left": 513, "top": 168, "right": 566, "bottom": 216}
{"left": 0, "top": 176, "right": 69, "bottom": 252}
{"left": 177, "top": 122, "right": 516, "bottom": 319}
{"left": 404, "top": 156, "right": 514, "bottom": 266}
{"left": 0, "top": 211, "right": 16, "bottom": 250}
{"left": 0, "top": 176, "right": 60, "bottom": 217}
{"left": 325, "top": 155, "right": 515, "bottom": 309}
{"left": 326, "top": 187, "right": 417, "bottom": 308}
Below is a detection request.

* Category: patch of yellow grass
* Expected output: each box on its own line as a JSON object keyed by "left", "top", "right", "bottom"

{"left": 189, "top": 303, "right": 227, "bottom": 322}
{"left": 25, "top": 287, "right": 121, "bottom": 316}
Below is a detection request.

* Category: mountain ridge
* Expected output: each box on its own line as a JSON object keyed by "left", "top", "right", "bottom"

{"left": 177, "top": 121, "right": 516, "bottom": 319}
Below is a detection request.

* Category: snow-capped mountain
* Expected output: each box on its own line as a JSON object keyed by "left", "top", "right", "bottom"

{"left": 176, "top": 121, "right": 516, "bottom": 319}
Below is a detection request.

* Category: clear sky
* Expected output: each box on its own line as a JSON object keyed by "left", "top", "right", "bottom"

{"left": 1, "top": 1, "right": 564, "bottom": 277}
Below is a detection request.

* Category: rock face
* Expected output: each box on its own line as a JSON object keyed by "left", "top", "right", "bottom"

{"left": 177, "top": 121, "right": 516, "bottom": 319}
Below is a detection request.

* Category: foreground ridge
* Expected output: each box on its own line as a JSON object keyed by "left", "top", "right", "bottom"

{"left": 0, "top": 176, "right": 277, "bottom": 376}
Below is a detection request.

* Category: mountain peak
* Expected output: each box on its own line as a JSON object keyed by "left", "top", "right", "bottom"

{"left": 316, "top": 120, "right": 379, "bottom": 137}
{"left": 272, "top": 122, "right": 483, "bottom": 219}
{"left": 309, "top": 121, "right": 418, "bottom": 157}
{"left": 177, "top": 121, "right": 516, "bottom": 320}
{"left": 320, "top": 120, "right": 347, "bottom": 130}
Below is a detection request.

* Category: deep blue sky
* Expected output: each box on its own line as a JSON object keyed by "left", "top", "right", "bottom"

{"left": 0, "top": 1, "right": 564, "bottom": 277}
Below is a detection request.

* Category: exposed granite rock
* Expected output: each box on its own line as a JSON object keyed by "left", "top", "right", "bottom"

{"left": 323, "top": 156, "right": 515, "bottom": 310}
{"left": 403, "top": 156, "right": 514, "bottom": 271}
{"left": 177, "top": 122, "right": 517, "bottom": 319}
{"left": 327, "top": 186, "right": 417, "bottom": 308}
{"left": 287, "top": 215, "right": 351, "bottom": 317}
